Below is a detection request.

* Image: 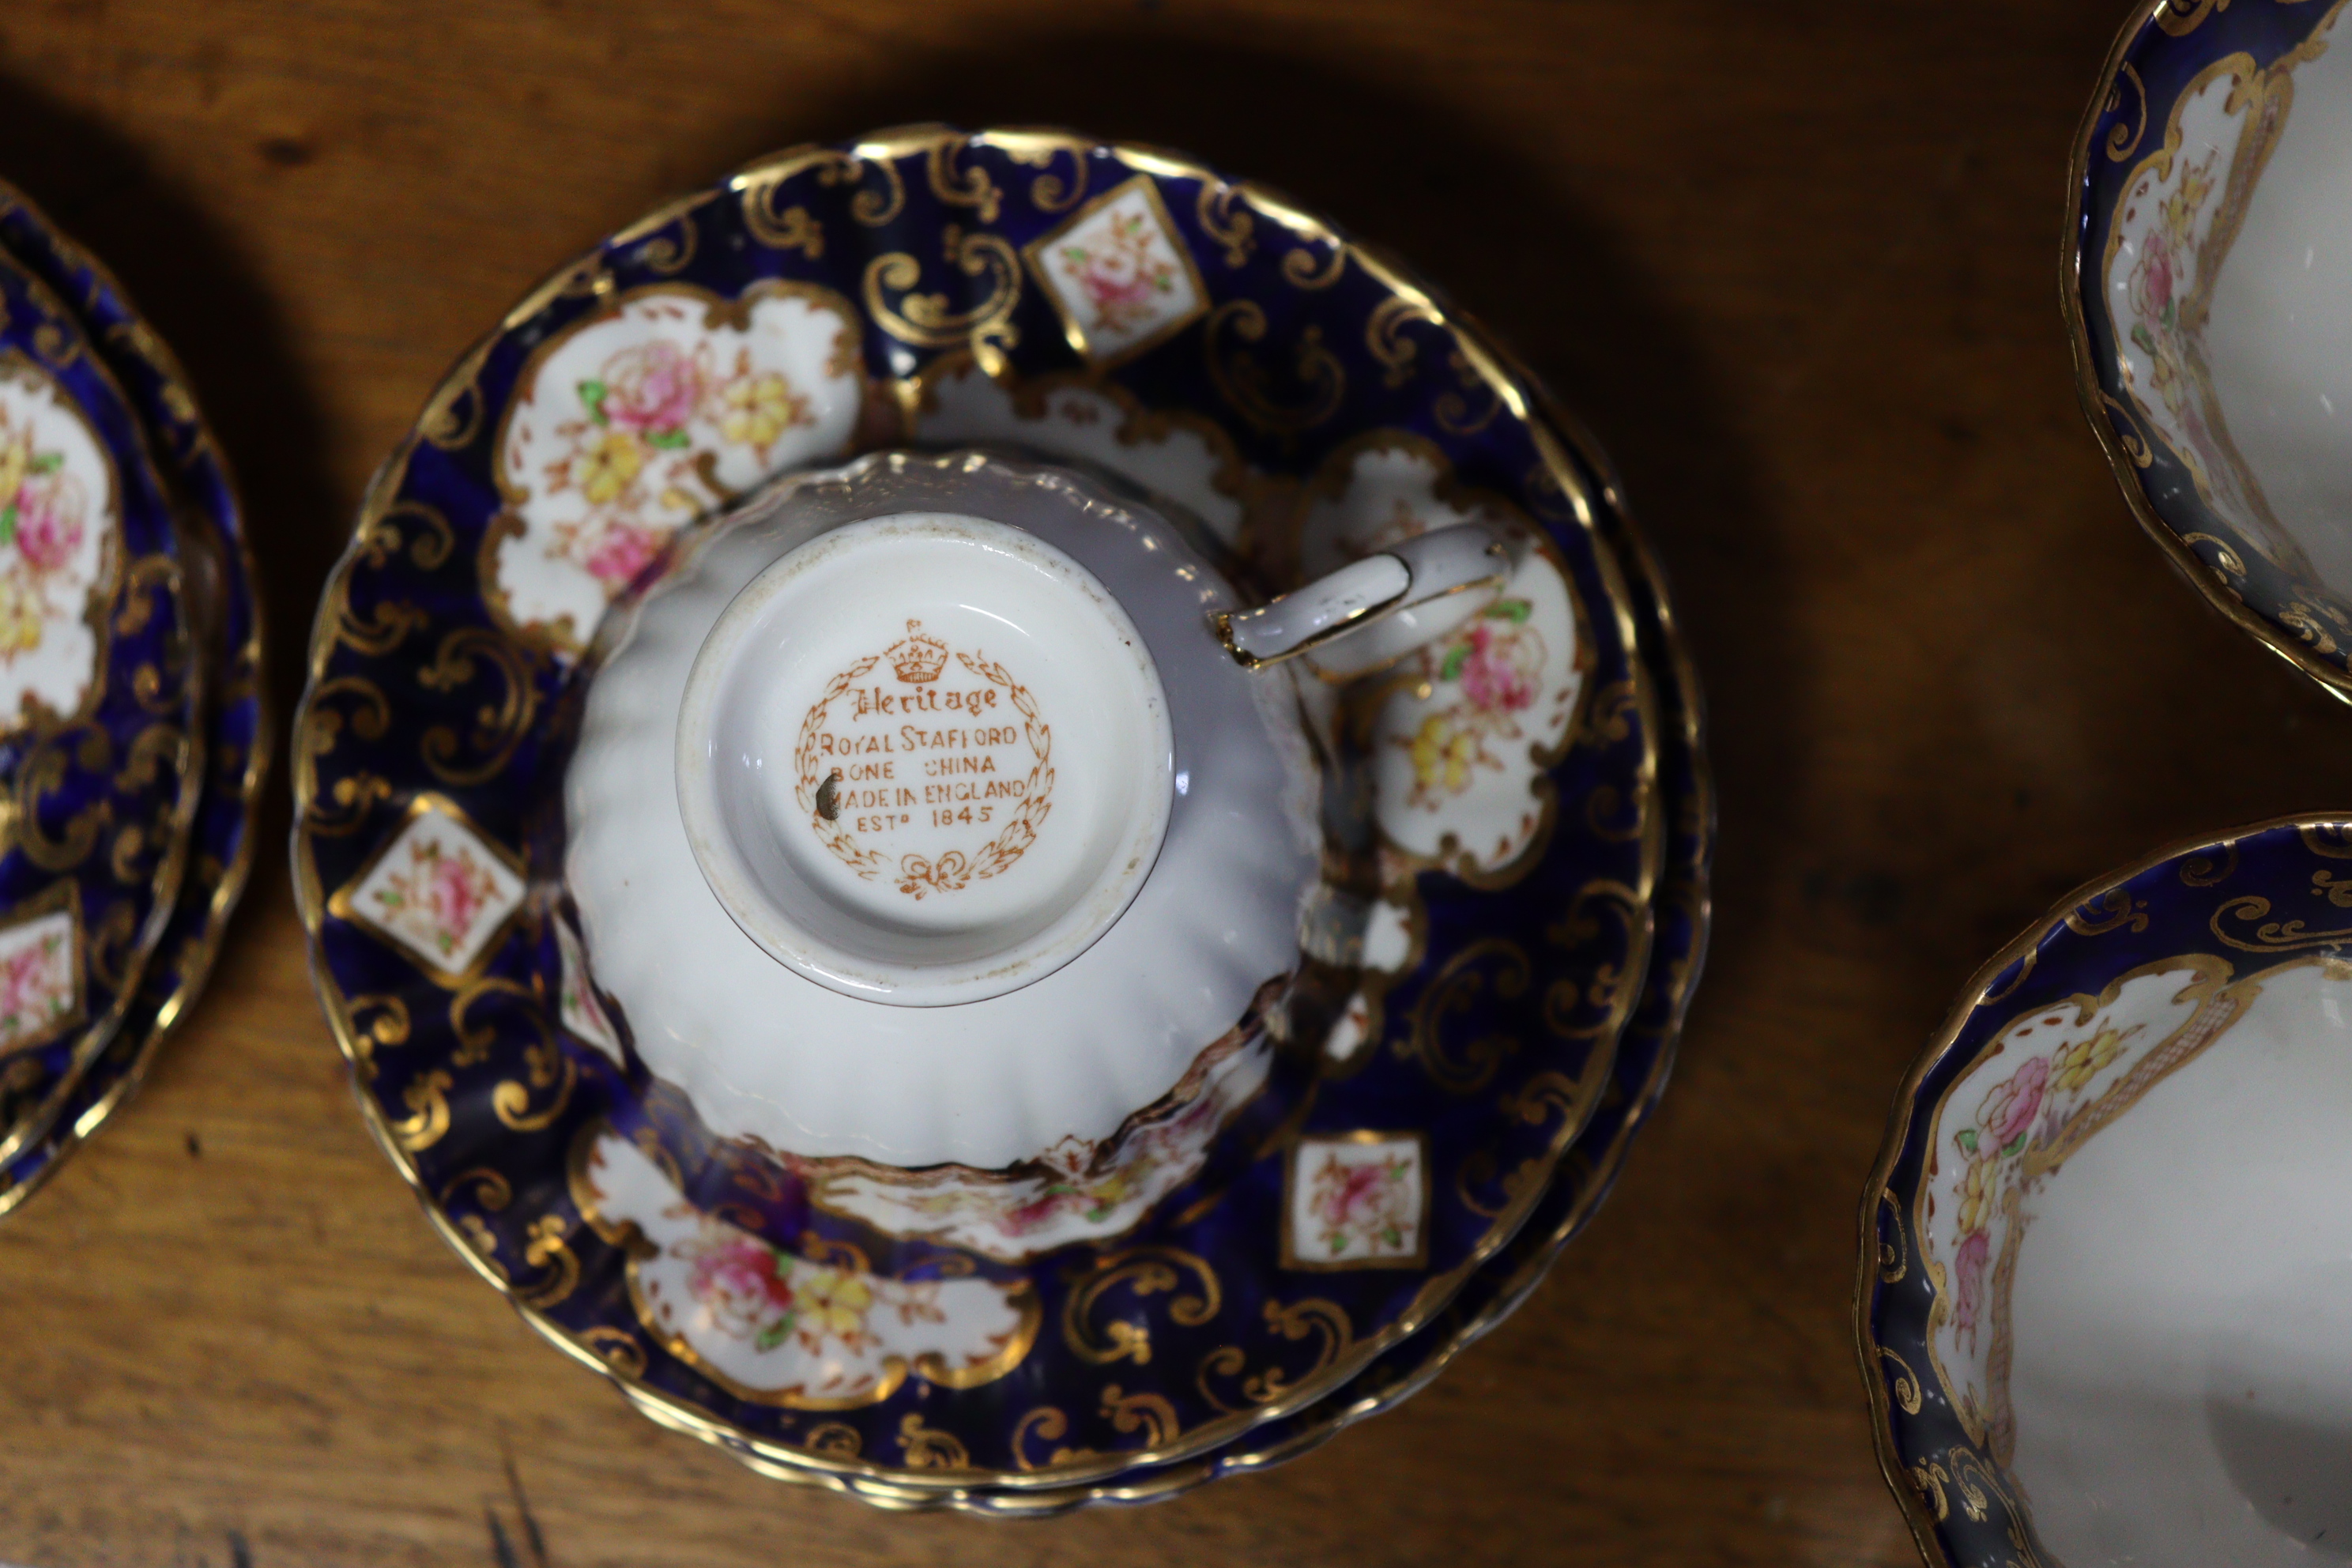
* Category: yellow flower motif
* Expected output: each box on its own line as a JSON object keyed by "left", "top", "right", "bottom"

{"left": 1407, "top": 711, "right": 1479, "bottom": 797}
{"left": 794, "top": 1263, "right": 874, "bottom": 1341}
{"left": 0, "top": 575, "right": 43, "bottom": 656}
{"left": 1955, "top": 1152, "right": 1992, "bottom": 1236}
{"left": 0, "top": 431, "right": 26, "bottom": 507}
{"left": 2050, "top": 1027, "right": 2124, "bottom": 1095}
{"left": 718, "top": 371, "right": 808, "bottom": 453}
{"left": 573, "top": 428, "right": 644, "bottom": 505}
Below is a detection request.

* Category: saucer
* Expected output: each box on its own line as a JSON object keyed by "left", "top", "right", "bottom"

{"left": 766, "top": 409, "right": 1711, "bottom": 1513}
{"left": 0, "top": 179, "right": 268, "bottom": 1215}
{"left": 293, "top": 126, "right": 1668, "bottom": 1495}
{"left": 1860, "top": 816, "right": 2352, "bottom": 1565}
{"left": 2067, "top": 0, "right": 2352, "bottom": 699}
{"left": 0, "top": 237, "right": 208, "bottom": 1180}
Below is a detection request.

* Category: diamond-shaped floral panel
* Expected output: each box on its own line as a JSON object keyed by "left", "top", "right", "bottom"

{"left": 1284, "top": 1131, "right": 1429, "bottom": 1269}
{"left": 339, "top": 801, "right": 526, "bottom": 978}
{"left": 1027, "top": 178, "right": 1206, "bottom": 364}
{"left": 0, "top": 899, "right": 81, "bottom": 1056}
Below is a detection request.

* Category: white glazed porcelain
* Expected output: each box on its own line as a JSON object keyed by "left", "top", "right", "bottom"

{"left": 675, "top": 511, "right": 1174, "bottom": 1005}
{"left": 1917, "top": 956, "right": 2352, "bottom": 1565}
{"left": 566, "top": 448, "right": 1504, "bottom": 1258}
{"left": 2105, "top": 5, "right": 2352, "bottom": 595}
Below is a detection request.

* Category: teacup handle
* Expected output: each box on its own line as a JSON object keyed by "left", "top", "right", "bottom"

{"left": 1216, "top": 523, "right": 1514, "bottom": 680}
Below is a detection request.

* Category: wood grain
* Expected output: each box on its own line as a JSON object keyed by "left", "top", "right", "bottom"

{"left": 0, "top": 0, "right": 2338, "bottom": 1562}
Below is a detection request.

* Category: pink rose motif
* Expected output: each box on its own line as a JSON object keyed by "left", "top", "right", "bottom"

{"left": 1002, "top": 1186, "right": 1081, "bottom": 1237}
{"left": 689, "top": 1236, "right": 796, "bottom": 1317}
{"left": 584, "top": 522, "right": 662, "bottom": 586}
{"left": 2143, "top": 241, "right": 2174, "bottom": 316}
{"left": 602, "top": 340, "right": 703, "bottom": 435}
{"left": 0, "top": 942, "right": 48, "bottom": 1020}
{"left": 1951, "top": 1227, "right": 1990, "bottom": 1336}
{"left": 430, "top": 851, "right": 485, "bottom": 943}
{"left": 1978, "top": 1056, "right": 2049, "bottom": 1150}
{"left": 13, "top": 489, "right": 81, "bottom": 575}
{"left": 1458, "top": 624, "right": 1536, "bottom": 714}
{"left": 1314, "top": 1161, "right": 1388, "bottom": 1228}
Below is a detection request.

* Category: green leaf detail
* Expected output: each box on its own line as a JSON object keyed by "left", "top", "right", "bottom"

{"left": 1381, "top": 1227, "right": 1402, "bottom": 1248}
{"left": 2000, "top": 1131, "right": 2029, "bottom": 1159}
{"left": 1955, "top": 1127, "right": 1978, "bottom": 1155}
{"left": 578, "top": 379, "right": 610, "bottom": 425}
{"left": 1486, "top": 597, "right": 1532, "bottom": 623}
{"left": 754, "top": 1312, "right": 797, "bottom": 1352}
{"left": 2131, "top": 323, "right": 2158, "bottom": 355}
{"left": 0, "top": 504, "right": 15, "bottom": 548}
{"left": 646, "top": 428, "right": 691, "bottom": 450}
{"left": 1438, "top": 643, "right": 1470, "bottom": 682}
{"left": 27, "top": 453, "right": 61, "bottom": 475}
{"left": 2160, "top": 301, "right": 2175, "bottom": 329}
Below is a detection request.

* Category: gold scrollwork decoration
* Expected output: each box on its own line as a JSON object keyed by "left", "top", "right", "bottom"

{"left": 1203, "top": 300, "right": 1346, "bottom": 438}
{"left": 2180, "top": 842, "right": 2240, "bottom": 886}
{"left": 2156, "top": 0, "right": 2229, "bottom": 34}
{"left": 1011, "top": 1406, "right": 1098, "bottom": 1470}
{"left": 112, "top": 722, "right": 184, "bottom": 793}
{"left": 1879, "top": 1344, "right": 1923, "bottom": 1415}
{"left": 2302, "top": 824, "right": 2352, "bottom": 858}
{"left": 493, "top": 1042, "right": 578, "bottom": 1133}
{"left": 632, "top": 214, "right": 698, "bottom": 275}
{"left": 805, "top": 1420, "right": 861, "bottom": 1457}
{"left": 1911, "top": 1457, "right": 1951, "bottom": 1521}
{"left": 1433, "top": 349, "right": 1504, "bottom": 436}
{"left": 451, "top": 974, "right": 545, "bottom": 1069}
{"left": 1399, "top": 936, "right": 1528, "bottom": 1094}
{"left": 2211, "top": 893, "right": 2352, "bottom": 953}
{"left": 1498, "top": 1068, "right": 1594, "bottom": 1134}
{"left": 86, "top": 899, "right": 136, "bottom": 992}
{"left": 1366, "top": 296, "right": 1439, "bottom": 388}
{"left": 2064, "top": 888, "right": 2149, "bottom": 937}
{"left": 2180, "top": 532, "right": 2248, "bottom": 576}
{"left": 1099, "top": 1385, "right": 1182, "bottom": 1446}
{"left": 2105, "top": 62, "right": 2149, "bottom": 162}
{"left": 1196, "top": 182, "right": 1255, "bottom": 267}
{"left": 336, "top": 597, "right": 429, "bottom": 657}
{"left": 1545, "top": 880, "right": 1642, "bottom": 1040}
{"left": 1979, "top": 948, "right": 2037, "bottom": 1005}
{"left": 514, "top": 1213, "right": 579, "bottom": 1308}
{"left": 2098, "top": 390, "right": 2154, "bottom": 466}
{"left": 356, "top": 499, "right": 455, "bottom": 571}
{"left": 1193, "top": 1298, "right": 1351, "bottom": 1415}
{"left": 2316, "top": 870, "right": 2352, "bottom": 909}
{"left": 418, "top": 627, "right": 539, "bottom": 786}
{"left": 345, "top": 993, "right": 412, "bottom": 1063}
{"left": 2280, "top": 601, "right": 2341, "bottom": 654}
{"left": 926, "top": 135, "right": 1001, "bottom": 224}
{"left": 861, "top": 233, "right": 1023, "bottom": 364}
{"left": 579, "top": 1325, "right": 646, "bottom": 1378}
{"left": 391, "top": 1069, "right": 452, "bottom": 1151}
{"left": 1062, "top": 1246, "right": 1223, "bottom": 1366}
{"left": 1281, "top": 243, "right": 1346, "bottom": 290}
{"left": 111, "top": 554, "right": 175, "bottom": 636}
{"left": 439, "top": 1165, "right": 513, "bottom": 1211}
{"left": 420, "top": 373, "right": 483, "bottom": 450}
{"left": 896, "top": 1412, "right": 969, "bottom": 1469}
{"left": 1877, "top": 1187, "right": 1908, "bottom": 1283}
{"left": 15, "top": 729, "right": 110, "bottom": 871}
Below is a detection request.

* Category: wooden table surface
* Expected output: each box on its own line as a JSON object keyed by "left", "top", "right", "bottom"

{"left": 1, "top": 1, "right": 2343, "bottom": 1562}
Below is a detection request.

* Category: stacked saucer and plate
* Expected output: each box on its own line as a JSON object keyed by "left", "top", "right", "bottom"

{"left": 1862, "top": 2, "right": 2352, "bottom": 1562}
{"left": 292, "top": 125, "right": 1712, "bottom": 1512}
{"left": 0, "top": 183, "right": 266, "bottom": 1217}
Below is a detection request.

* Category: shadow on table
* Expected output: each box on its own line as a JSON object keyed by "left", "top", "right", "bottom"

{"left": 0, "top": 70, "right": 341, "bottom": 965}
